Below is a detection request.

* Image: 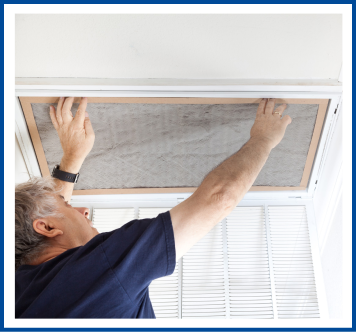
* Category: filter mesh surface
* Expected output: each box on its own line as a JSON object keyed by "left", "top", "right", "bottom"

{"left": 32, "top": 102, "right": 319, "bottom": 190}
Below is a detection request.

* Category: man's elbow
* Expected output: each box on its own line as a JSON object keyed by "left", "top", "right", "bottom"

{"left": 209, "top": 190, "right": 237, "bottom": 213}
{"left": 196, "top": 177, "right": 241, "bottom": 213}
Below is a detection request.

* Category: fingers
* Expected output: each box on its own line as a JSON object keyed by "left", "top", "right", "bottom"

{"left": 265, "top": 98, "right": 276, "bottom": 115}
{"left": 73, "top": 97, "right": 88, "bottom": 127}
{"left": 84, "top": 112, "right": 95, "bottom": 137}
{"left": 273, "top": 103, "right": 287, "bottom": 116}
{"left": 56, "top": 97, "right": 65, "bottom": 126}
{"left": 49, "top": 105, "right": 59, "bottom": 130}
{"left": 273, "top": 104, "right": 291, "bottom": 126}
{"left": 52, "top": 97, "right": 90, "bottom": 130}
{"left": 256, "top": 99, "right": 267, "bottom": 115}
{"left": 61, "top": 97, "right": 75, "bottom": 123}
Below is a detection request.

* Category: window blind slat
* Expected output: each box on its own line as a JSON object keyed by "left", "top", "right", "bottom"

{"left": 182, "top": 223, "right": 226, "bottom": 318}
{"left": 268, "top": 205, "right": 320, "bottom": 319}
{"left": 92, "top": 208, "right": 135, "bottom": 233}
{"left": 227, "top": 206, "right": 274, "bottom": 319}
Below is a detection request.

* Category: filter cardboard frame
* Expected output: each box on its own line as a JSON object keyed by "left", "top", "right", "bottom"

{"left": 19, "top": 97, "right": 329, "bottom": 195}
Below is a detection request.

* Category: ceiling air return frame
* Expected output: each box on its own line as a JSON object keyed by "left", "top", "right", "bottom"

{"left": 19, "top": 97, "right": 327, "bottom": 195}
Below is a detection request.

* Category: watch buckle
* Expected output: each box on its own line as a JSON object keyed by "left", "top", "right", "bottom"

{"left": 74, "top": 173, "right": 80, "bottom": 183}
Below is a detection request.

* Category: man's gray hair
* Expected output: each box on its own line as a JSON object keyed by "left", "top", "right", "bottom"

{"left": 15, "top": 177, "right": 63, "bottom": 271}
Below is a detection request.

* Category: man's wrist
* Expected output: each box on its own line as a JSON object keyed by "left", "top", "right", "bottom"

{"left": 248, "top": 136, "right": 274, "bottom": 152}
{"left": 59, "top": 157, "right": 83, "bottom": 174}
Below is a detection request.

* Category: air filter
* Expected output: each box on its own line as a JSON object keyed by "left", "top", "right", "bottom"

{"left": 19, "top": 97, "right": 328, "bottom": 194}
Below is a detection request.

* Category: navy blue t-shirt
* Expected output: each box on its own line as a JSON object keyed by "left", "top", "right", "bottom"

{"left": 15, "top": 211, "right": 176, "bottom": 318}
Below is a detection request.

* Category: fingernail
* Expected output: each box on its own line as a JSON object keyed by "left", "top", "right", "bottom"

{"left": 85, "top": 111, "right": 89, "bottom": 117}
{"left": 60, "top": 97, "right": 64, "bottom": 100}
{"left": 82, "top": 97, "right": 87, "bottom": 100}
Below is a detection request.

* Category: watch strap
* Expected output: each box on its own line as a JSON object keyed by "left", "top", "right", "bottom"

{"left": 52, "top": 165, "right": 80, "bottom": 183}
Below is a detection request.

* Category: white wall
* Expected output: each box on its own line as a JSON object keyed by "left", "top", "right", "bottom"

{"left": 314, "top": 106, "right": 342, "bottom": 246}
{"left": 321, "top": 192, "right": 352, "bottom": 327}
{"left": 15, "top": 14, "right": 342, "bottom": 80}
{"left": 341, "top": 13, "right": 352, "bottom": 81}
{"left": 15, "top": 135, "right": 30, "bottom": 184}
{"left": 313, "top": 104, "right": 343, "bottom": 319}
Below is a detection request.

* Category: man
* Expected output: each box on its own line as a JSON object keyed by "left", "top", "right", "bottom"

{"left": 15, "top": 97, "right": 291, "bottom": 318}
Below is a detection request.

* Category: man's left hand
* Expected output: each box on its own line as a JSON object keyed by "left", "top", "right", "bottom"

{"left": 50, "top": 97, "right": 95, "bottom": 172}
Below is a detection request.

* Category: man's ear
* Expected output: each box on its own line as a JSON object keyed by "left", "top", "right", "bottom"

{"left": 32, "top": 219, "right": 64, "bottom": 238}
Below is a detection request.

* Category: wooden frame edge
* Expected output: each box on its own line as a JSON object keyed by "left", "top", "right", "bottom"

{"left": 19, "top": 97, "right": 51, "bottom": 177}
{"left": 72, "top": 185, "right": 307, "bottom": 195}
{"left": 299, "top": 99, "right": 329, "bottom": 188}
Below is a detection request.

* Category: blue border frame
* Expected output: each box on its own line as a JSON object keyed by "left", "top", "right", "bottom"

{"left": 6, "top": 0, "right": 356, "bottom": 329}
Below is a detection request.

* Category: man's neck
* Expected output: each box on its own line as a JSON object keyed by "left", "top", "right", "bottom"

{"left": 30, "top": 247, "right": 68, "bottom": 265}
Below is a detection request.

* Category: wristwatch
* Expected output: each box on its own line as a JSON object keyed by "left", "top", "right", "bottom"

{"left": 52, "top": 165, "right": 80, "bottom": 183}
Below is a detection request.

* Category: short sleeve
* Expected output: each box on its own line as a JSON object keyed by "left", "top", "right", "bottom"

{"left": 100, "top": 211, "right": 176, "bottom": 304}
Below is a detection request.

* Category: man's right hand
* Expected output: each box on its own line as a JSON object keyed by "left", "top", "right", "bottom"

{"left": 250, "top": 98, "right": 292, "bottom": 150}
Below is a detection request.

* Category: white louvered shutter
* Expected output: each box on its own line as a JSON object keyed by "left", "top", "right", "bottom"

{"left": 226, "top": 207, "right": 274, "bottom": 319}
{"left": 139, "top": 208, "right": 180, "bottom": 319}
{"left": 268, "top": 206, "right": 320, "bottom": 318}
{"left": 182, "top": 222, "right": 227, "bottom": 318}
{"left": 91, "top": 204, "right": 323, "bottom": 320}
{"left": 92, "top": 208, "right": 135, "bottom": 233}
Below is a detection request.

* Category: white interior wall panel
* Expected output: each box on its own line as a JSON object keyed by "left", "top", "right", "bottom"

{"left": 320, "top": 196, "right": 343, "bottom": 319}
{"left": 312, "top": 103, "right": 343, "bottom": 319}
{"left": 15, "top": 14, "right": 342, "bottom": 80}
{"left": 15, "top": 135, "right": 30, "bottom": 184}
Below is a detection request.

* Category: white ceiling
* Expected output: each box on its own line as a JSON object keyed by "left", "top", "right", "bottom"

{"left": 15, "top": 14, "right": 342, "bottom": 80}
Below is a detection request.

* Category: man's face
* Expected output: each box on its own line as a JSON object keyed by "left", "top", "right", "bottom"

{"left": 51, "top": 194, "right": 99, "bottom": 248}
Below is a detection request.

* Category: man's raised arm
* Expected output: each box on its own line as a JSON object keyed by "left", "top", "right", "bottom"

{"left": 49, "top": 97, "right": 95, "bottom": 202}
{"left": 170, "top": 98, "right": 292, "bottom": 259}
